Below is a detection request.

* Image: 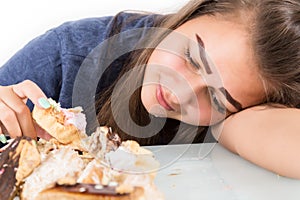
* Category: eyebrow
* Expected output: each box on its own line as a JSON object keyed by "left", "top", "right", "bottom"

{"left": 194, "top": 34, "right": 242, "bottom": 112}
{"left": 195, "top": 34, "right": 212, "bottom": 74}
{"left": 219, "top": 87, "right": 243, "bottom": 111}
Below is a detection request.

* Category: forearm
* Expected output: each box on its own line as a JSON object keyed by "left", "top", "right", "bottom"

{"left": 213, "top": 106, "right": 300, "bottom": 179}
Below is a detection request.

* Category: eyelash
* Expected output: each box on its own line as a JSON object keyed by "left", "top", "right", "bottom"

{"left": 184, "top": 48, "right": 201, "bottom": 71}
{"left": 184, "top": 48, "right": 225, "bottom": 114}
{"left": 209, "top": 88, "right": 226, "bottom": 114}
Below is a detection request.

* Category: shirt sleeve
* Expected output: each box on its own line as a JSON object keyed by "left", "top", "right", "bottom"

{"left": 0, "top": 29, "right": 62, "bottom": 105}
{"left": 0, "top": 15, "right": 115, "bottom": 110}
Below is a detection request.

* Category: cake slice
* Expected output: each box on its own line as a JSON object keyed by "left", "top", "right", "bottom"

{"left": 0, "top": 136, "right": 40, "bottom": 200}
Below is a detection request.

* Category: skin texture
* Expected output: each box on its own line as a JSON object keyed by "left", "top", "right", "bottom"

{"left": 141, "top": 15, "right": 266, "bottom": 126}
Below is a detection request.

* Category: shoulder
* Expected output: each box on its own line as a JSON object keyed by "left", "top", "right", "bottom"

{"left": 53, "top": 12, "right": 162, "bottom": 39}
{"left": 55, "top": 16, "right": 113, "bottom": 39}
{"left": 49, "top": 16, "right": 113, "bottom": 56}
{"left": 50, "top": 12, "right": 163, "bottom": 56}
{"left": 105, "top": 11, "right": 163, "bottom": 36}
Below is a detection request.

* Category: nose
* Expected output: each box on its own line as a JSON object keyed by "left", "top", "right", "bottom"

{"left": 163, "top": 70, "right": 206, "bottom": 109}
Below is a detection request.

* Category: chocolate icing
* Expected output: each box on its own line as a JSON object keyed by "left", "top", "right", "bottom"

{"left": 0, "top": 136, "right": 32, "bottom": 200}
{"left": 55, "top": 183, "right": 128, "bottom": 196}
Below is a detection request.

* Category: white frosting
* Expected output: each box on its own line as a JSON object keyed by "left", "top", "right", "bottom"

{"left": 22, "top": 147, "right": 85, "bottom": 200}
{"left": 61, "top": 107, "right": 87, "bottom": 133}
{"left": 105, "top": 142, "right": 160, "bottom": 174}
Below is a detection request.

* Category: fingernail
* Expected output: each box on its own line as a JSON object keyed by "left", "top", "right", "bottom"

{"left": 38, "top": 97, "right": 50, "bottom": 109}
{"left": 0, "top": 134, "right": 7, "bottom": 143}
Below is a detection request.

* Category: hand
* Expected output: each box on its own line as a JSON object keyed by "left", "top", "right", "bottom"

{"left": 0, "top": 80, "right": 50, "bottom": 139}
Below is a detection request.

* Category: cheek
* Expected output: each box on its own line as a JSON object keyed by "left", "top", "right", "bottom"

{"left": 148, "top": 49, "right": 185, "bottom": 72}
{"left": 193, "top": 101, "right": 213, "bottom": 126}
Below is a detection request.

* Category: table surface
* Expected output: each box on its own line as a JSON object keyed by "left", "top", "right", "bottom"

{"left": 146, "top": 143, "right": 300, "bottom": 200}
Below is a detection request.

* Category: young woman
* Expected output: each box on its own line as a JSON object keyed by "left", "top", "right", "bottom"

{"left": 0, "top": 0, "right": 299, "bottom": 178}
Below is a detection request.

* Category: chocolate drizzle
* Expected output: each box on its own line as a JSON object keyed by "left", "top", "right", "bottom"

{"left": 0, "top": 136, "right": 32, "bottom": 200}
{"left": 107, "top": 127, "right": 121, "bottom": 150}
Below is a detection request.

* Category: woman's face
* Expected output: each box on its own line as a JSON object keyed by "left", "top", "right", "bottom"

{"left": 141, "top": 15, "right": 265, "bottom": 126}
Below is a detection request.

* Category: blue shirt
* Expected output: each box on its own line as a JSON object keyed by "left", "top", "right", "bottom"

{"left": 0, "top": 12, "right": 159, "bottom": 110}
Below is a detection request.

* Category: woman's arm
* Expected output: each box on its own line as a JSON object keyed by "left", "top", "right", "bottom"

{"left": 212, "top": 106, "right": 300, "bottom": 179}
{"left": 0, "top": 29, "right": 62, "bottom": 108}
{"left": 0, "top": 27, "right": 63, "bottom": 139}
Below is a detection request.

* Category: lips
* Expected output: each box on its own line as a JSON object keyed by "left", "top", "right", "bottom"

{"left": 156, "top": 85, "right": 174, "bottom": 111}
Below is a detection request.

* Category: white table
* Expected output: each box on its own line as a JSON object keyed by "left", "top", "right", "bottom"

{"left": 146, "top": 143, "right": 300, "bottom": 200}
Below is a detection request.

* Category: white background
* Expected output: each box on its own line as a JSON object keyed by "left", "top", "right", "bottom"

{"left": 0, "top": 0, "right": 189, "bottom": 66}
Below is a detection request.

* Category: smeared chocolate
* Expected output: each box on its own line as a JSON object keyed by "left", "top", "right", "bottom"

{"left": 55, "top": 183, "right": 128, "bottom": 196}
{"left": 107, "top": 128, "right": 121, "bottom": 150}
{"left": 0, "top": 136, "right": 32, "bottom": 200}
{"left": 84, "top": 126, "right": 122, "bottom": 158}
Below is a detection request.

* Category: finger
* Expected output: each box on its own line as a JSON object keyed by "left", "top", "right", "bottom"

{"left": 0, "top": 89, "right": 37, "bottom": 139}
{"left": 33, "top": 122, "right": 53, "bottom": 141}
{"left": 0, "top": 133, "right": 7, "bottom": 144}
{"left": 0, "top": 126, "right": 5, "bottom": 144}
{"left": 0, "top": 122, "right": 7, "bottom": 135}
{"left": 0, "top": 102, "right": 22, "bottom": 138}
{"left": 0, "top": 125, "right": 7, "bottom": 144}
{"left": 12, "top": 80, "right": 47, "bottom": 108}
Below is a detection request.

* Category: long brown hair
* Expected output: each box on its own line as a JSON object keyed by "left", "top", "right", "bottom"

{"left": 95, "top": 0, "right": 300, "bottom": 145}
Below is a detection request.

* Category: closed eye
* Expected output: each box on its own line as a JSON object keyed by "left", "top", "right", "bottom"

{"left": 184, "top": 47, "right": 202, "bottom": 72}
{"left": 208, "top": 87, "right": 226, "bottom": 114}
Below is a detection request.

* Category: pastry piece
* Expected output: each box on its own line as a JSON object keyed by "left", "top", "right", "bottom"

{"left": 21, "top": 142, "right": 151, "bottom": 200}
{"left": 36, "top": 183, "right": 144, "bottom": 200}
{"left": 32, "top": 98, "right": 88, "bottom": 150}
{"left": 0, "top": 136, "right": 40, "bottom": 200}
{"left": 77, "top": 159, "right": 106, "bottom": 185}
